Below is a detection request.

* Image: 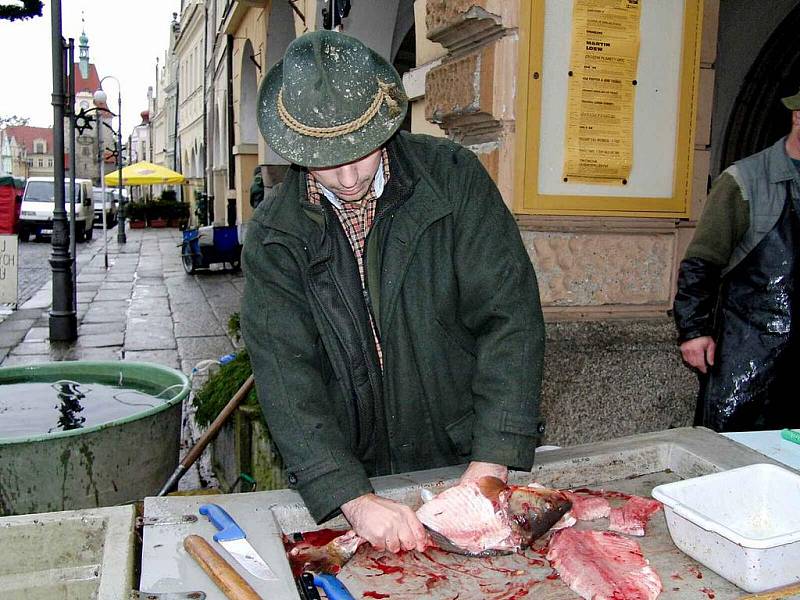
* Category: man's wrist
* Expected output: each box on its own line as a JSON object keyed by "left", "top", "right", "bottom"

{"left": 341, "top": 492, "right": 375, "bottom": 521}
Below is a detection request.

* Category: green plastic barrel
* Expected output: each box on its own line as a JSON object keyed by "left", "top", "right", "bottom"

{"left": 0, "top": 361, "right": 190, "bottom": 516}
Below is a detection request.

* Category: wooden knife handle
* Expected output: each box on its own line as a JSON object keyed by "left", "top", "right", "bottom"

{"left": 740, "top": 582, "right": 800, "bottom": 599}
{"left": 184, "top": 534, "right": 262, "bottom": 600}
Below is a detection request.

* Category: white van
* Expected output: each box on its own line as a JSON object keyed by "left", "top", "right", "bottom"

{"left": 19, "top": 177, "right": 95, "bottom": 242}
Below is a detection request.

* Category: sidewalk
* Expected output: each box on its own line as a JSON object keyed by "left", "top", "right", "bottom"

{"left": 0, "top": 226, "right": 243, "bottom": 371}
{"left": 0, "top": 226, "right": 245, "bottom": 489}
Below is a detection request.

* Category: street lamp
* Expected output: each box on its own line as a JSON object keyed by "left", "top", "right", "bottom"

{"left": 94, "top": 77, "right": 126, "bottom": 244}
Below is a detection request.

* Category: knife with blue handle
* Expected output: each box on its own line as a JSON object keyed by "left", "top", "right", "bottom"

{"left": 781, "top": 429, "right": 800, "bottom": 445}
{"left": 199, "top": 503, "right": 277, "bottom": 581}
{"left": 312, "top": 572, "right": 356, "bottom": 600}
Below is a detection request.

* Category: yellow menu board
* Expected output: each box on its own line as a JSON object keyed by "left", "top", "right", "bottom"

{"left": 563, "top": 0, "right": 642, "bottom": 185}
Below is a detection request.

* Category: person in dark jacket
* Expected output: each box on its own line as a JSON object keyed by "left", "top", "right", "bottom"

{"left": 241, "top": 30, "right": 545, "bottom": 553}
{"left": 674, "top": 86, "right": 800, "bottom": 431}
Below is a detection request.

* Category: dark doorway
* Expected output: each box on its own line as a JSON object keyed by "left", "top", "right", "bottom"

{"left": 720, "top": 5, "right": 800, "bottom": 172}
{"left": 393, "top": 24, "right": 415, "bottom": 132}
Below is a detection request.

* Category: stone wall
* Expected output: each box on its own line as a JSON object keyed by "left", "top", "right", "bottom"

{"left": 541, "top": 319, "right": 697, "bottom": 446}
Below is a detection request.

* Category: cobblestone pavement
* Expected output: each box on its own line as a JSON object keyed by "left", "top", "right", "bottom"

{"left": 17, "top": 238, "right": 56, "bottom": 306}
{"left": 16, "top": 226, "right": 118, "bottom": 306}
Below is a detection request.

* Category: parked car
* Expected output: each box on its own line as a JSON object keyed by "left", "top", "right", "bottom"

{"left": 19, "top": 177, "right": 94, "bottom": 242}
{"left": 92, "top": 187, "right": 117, "bottom": 228}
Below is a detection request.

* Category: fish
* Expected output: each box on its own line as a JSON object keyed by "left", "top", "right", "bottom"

{"left": 546, "top": 528, "right": 663, "bottom": 600}
{"left": 416, "top": 476, "right": 572, "bottom": 556}
{"left": 608, "top": 495, "right": 662, "bottom": 536}
{"left": 563, "top": 491, "right": 611, "bottom": 521}
{"left": 284, "top": 528, "right": 366, "bottom": 577}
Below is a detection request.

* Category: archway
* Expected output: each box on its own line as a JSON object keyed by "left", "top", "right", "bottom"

{"left": 720, "top": 5, "right": 800, "bottom": 171}
{"left": 264, "top": 0, "right": 295, "bottom": 166}
{"left": 239, "top": 39, "right": 258, "bottom": 145}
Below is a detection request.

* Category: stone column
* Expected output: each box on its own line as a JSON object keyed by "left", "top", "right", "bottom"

{"left": 423, "top": 1, "right": 518, "bottom": 206}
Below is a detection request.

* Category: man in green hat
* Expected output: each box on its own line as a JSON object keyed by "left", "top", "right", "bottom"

{"left": 241, "top": 30, "right": 544, "bottom": 553}
{"left": 674, "top": 86, "right": 800, "bottom": 431}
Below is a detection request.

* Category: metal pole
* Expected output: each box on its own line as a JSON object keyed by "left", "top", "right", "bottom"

{"left": 116, "top": 90, "right": 126, "bottom": 244}
{"left": 48, "top": 0, "right": 77, "bottom": 341}
{"left": 99, "top": 115, "right": 108, "bottom": 269}
{"left": 68, "top": 38, "right": 77, "bottom": 315}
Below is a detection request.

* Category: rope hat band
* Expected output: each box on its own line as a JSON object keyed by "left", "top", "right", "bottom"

{"left": 277, "top": 78, "right": 403, "bottom": 139}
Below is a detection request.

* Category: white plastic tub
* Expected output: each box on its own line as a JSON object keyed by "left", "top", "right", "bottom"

{"left": 652, "top": 463, "right": 800, "bottom": 593}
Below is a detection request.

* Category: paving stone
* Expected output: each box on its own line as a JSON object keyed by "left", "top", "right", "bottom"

{"left": 176, "top": 335, "right": 233, "bottom": 362}
{"left": 76, "top": 332, "right": 125, "bottom": 348}
{"left": 125, "top": 316, "right": 176, "bottom": 351}
{"left": 0, "top": 329, "right": 26, "bottom": 347}
{"left": 1, "top": 353, "right": 52, "bottom": 366}
{"left": 77, "top": 273, "right": 106, "bottom": 282}
{"left": 101, "top": 281, "right": 135, "bottom": 290}
{"left": 79, "top": 321, "right": 125, "bottom": 335}
{"left": 133, "top": 285, "right": 168, "bottom": 300}
{"left": 0, "top": 318, "right": 36, "bottom": 332}
{"left": 174, "top": 318, "right": 224, "bottom": 338}
{"left": 94, "top": 288, "right": 132, "bottom": 301}
{"left": 123, "top": 350, "right": 180, "bottom": 370}
{"left": 128, "top": 299, "right": 171, "bottom": 318}
{"left": 22, "top": 326, "right": 49, "bottom": 342}
{"left": 10, "top": 341, "right": 50, "bottom": 355}
{"left": 76, "top": 290, "right": 98, "bottom": 303}
{"left": 64, "top": 347, "right": 122, "bottom": 361}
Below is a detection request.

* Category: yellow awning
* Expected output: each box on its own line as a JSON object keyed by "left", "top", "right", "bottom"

{"left": 104, "top": 161, "right": 186, "bottom": 186}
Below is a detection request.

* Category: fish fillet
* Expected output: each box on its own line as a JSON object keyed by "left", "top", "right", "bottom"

{"left": 416, "top": 477, "right": 572, "bottom": 555}
{"left": 415, "top": 479, "right": 518, "bottom": 554}
{"left": 564, "top": 491, "right": 611, "bottom": 521}
{"left": 546, "top": 529, "right": 663, "bottom": 600}
{"left": 608, "top": 495, "right": 662, "bottom": 536}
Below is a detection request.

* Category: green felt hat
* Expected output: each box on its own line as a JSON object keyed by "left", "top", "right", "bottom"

{"left": 257, "top": 30, "right": 408, "bottom": 168}
{"left": 782, "top": 87, "right": 800, "bottom": 111}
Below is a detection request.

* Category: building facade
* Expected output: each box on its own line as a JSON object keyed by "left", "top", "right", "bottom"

{"left": 0, "top": 126, "right": 55, "bottom": 178}
{"left": 152, "top": 13, "right": 182, "bottom": 175}
{"left": 174, "top": 0, "right": 207, "bottom": 208}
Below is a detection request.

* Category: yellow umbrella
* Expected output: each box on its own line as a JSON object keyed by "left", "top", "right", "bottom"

{"left": 104, "top": 161, "right": 186, "bottom": 186}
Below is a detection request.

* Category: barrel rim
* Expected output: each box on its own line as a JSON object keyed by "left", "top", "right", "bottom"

{"left": 0, "top": 360, "right": 190, "bottom": 444}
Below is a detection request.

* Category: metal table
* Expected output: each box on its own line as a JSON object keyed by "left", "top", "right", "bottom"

{"left": 140, "top": 427, "right": 792, "bottom": 599}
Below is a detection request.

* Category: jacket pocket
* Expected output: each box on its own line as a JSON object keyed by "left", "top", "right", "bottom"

{"left": 285, "top": 450, "right": 339, "bottom": 489}
{"left": 445, "top": 410, "right": 475, "bottom": 457}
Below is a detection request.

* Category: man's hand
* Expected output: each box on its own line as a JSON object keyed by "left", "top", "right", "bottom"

{"left": 340, "top": 493, "right": 429, "bottom": 553}
{"left": 680, "top": 336, "right": 716, "bottom": 374}
{"left": 459, "top": 461, "right": 508, "bottom": 485}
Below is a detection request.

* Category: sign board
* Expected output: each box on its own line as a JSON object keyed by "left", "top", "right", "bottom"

{"left": 517, "top": 0, "right": 702, "bottom": 217}
{"left": 0, "top": 235, "right": 19, "bottom": 307}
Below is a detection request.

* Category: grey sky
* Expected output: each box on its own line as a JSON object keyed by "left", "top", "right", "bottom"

{"left": 0, "top": 0, "right": 180, "bottom": 138}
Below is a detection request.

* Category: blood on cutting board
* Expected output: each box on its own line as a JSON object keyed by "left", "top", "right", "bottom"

{"left": 363, "top": 592, "right": 391, "bottom": 599}
{"left": 700, "top": 587, "right": 716, "bottom": 599}
{"left": 687, "top": 565, "right": 703, "bottom": 579}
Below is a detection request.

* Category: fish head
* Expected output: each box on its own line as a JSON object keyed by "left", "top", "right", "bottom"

{"left": 507, "top": 485, "right": 572, "bottom": 544}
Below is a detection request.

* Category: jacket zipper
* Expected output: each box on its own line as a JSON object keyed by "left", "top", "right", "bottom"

{"left": 363, "top": 211, "right": 394, "bottom": 474}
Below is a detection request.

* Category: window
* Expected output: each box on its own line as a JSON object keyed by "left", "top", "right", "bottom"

{"left": 47, "top": 159, "right": 53, "bottom": 167}
{"left": 37, "top": 159, "right": 43, "bottom": 167}
{"left": 34, "top": 140, "right": 45, "bottom": 154}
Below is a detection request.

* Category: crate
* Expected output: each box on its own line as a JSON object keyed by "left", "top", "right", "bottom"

{"left": 653, "top": 463, "right": 800, "bottom": 592}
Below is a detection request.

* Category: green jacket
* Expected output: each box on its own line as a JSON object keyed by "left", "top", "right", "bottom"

{"left": 241, "top": 132, "right": 544, "bottom": 523}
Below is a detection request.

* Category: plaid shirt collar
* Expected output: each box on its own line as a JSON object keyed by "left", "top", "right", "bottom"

{"left": 305, "top": 148, "right": 390, "bottom": 208}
